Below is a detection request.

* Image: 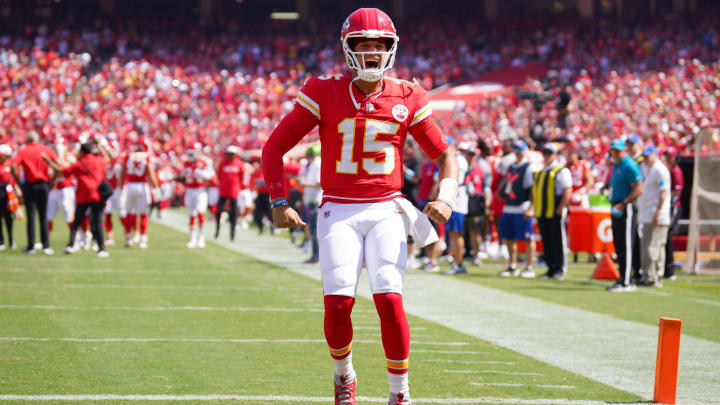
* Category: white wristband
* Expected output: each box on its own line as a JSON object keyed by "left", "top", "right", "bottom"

{"left": 437, "top": 178, "right": 458, "bottom": 210}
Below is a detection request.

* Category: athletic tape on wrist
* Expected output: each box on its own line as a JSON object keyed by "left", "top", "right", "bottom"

{"left": 437, "top": 178, "right": 458, "bottom": 210}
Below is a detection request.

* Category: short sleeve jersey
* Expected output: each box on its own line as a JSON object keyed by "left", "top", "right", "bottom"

{"left": 183, "top": 159, "right": 210, "bottom": 189}
{"left": 295, "top": 74, "right": 448, "bottom": 203}
{"left": 124, "top": 152, "right": 152, "bottom": 183}
{"left": 570, "top": 160, "right": 592, "bottom": 192}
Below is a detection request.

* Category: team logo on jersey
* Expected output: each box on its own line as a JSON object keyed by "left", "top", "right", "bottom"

{"left": 392, "top": 104, "right": 409, "bottom": 122}
{"left": 324, "top": 210, "right": 331, "bottom": 218}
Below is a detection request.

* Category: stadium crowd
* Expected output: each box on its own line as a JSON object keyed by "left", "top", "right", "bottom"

{"left": 0, "top": 10, "right": 718, "bottom": 289}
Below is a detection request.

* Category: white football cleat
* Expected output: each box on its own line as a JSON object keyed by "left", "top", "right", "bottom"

{"left": 96, "top": 250, "right": 110, "bottom": 258}
{"left": 0, "top": 244, "right": 5, "bottom": 251}
{"left": 197, "top": 235, "right": 206, "bottom": 248}
{"left": 186, "top": 239, "right": 197, "bottom": 249}
{"left": 42, "top": 248, "right": 54, "bottom": 255}
{"left": 105, "top": 238, "right": 115, "bottom": 246}
{"left": 138, "top": 234, "right": 148, "bottom": 249}
{"left": 63, "top": 246, "right": 75, "bottom": 254}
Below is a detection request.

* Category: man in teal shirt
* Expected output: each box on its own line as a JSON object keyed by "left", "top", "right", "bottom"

{"left": 607, "top": 139, "right": 643, "bottom": 292}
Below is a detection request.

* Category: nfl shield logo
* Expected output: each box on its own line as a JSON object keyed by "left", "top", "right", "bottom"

{"left": 324, "top": 210, "right": 330, "bottom": 218}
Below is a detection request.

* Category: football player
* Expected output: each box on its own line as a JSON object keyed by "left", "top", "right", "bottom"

{"left": 262, "top": 8, "right": 458, "bottom": 405}
{"left": 119, "top": 137, "right": 159, "bottom": 248}
{"left": 183, "top": 146, "right": 214, "bottom": 248}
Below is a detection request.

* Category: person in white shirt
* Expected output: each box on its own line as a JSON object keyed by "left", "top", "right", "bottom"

{"left": 301, "top": 145, "right": 322, "bottom": 263}
{"left": 637, "top": 145, "right": 671, "bottom": 287}
{"left": 443, "top": 142, "right": 471, "bottom": 275}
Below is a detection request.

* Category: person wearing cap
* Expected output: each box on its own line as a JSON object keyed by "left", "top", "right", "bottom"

{"left": 661, "top": 147, "right": 683, "bottom": 280}
{"left": 0, "top": 144, "right": 18, "bottom": 250}
{"left": 606, "top": 139, "right": 643, "bottom": 292}
{"left": 10, "top": 131, "right": 60, "bottom": 254}
{"left": 626, "top": 134, "right": 644, "bottom": 165}
{"left": 44, "top": 142, "right": 111, "bottom": 258}
{"left": 637, "top": 145, "right": 671, "bottom": 287}
{"left": 215, "top": 145, "right": 245, "bottom": 241}
{"left": 300, "top": 144, "right": 322, "bottom": 264}
{"left": 497, "top": 139, "right": 537, "bottom": 278}
{"left": 530, "top": 143, "right": 572, "bottom": 280}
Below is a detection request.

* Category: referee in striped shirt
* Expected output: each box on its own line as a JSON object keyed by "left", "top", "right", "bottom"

{"left": 606, "top": 139, "right": 643, "bottom": 292}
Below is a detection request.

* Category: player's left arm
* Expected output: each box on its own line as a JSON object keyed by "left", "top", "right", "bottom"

{"left": 148, "top": 159, "right": 160, "bottom": 188}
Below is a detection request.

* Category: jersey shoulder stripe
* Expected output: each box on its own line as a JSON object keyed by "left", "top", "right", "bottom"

{"left": 410, "top": 104, "right": 432, "bottom": 127}
{"left": 296, "top": 90, "right": 321, "bottom": 119}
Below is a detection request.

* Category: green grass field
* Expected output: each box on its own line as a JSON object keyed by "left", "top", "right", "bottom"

{"left": 0, "top": 214, "right": 718, "bottom": 404}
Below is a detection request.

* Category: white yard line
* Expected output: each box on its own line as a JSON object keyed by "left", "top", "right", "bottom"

{"left": 470, "top": 382, "right": 575, "bottom": 389}
{"left": 154, "top": 211, "right": 720, "bottom": 405}
{"left": 0, "top": 394, "right": 655, "bottom": 404}
{"left": 0, "top": 282, "right": 300, "bottom": 292}
{"left": 689, "top": 298, "right": 720, "bottom": 307}
{"left": 444, "top": 370, "right": 541, "bottom": 376}
{"left": 0, "top": 304, "right": 324, "bottom": 312}
{"left": 4, "top": 268, "right": 244, "bottom": 276}
{"left": 423, "top": 359, "right": 512, "bottom": 364}
{"left": 0, "top": 337, "right": 468, "bottom": 346}
{"left": 411, "top": 350, "right": 488, "bottom": 355}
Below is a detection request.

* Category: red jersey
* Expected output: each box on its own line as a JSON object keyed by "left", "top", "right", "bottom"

{"left": 13, "top": 142, "right": 58, "bottom": 183}
{"left": 62, "top": 154, "right": 108, "bottom": 204}
{"left": 417, "top": 161, "right": 438, "bottom": 202}
{"left": 105, "top": 156, "right": 123, "bottom": 188}
{"left": 263, "top": 74, "right": 448, "bottom": 203}
{"left": 124, "top": 152, "right": 152, "bottom": 183}
{"left": 54, "top": 152, "right": 76, "bottom": 189}
{"left": 569, "top": 160, "right": 592, "bottom": 192}
{"left": 0, "top": 162, "right": 13, "bottom": 185}
{"left": 465, "top": 163, "right": 485, "bottom": 194}
{"left": 251, "top": 168, "right": 267, "bottom": 194}
{"left": 156, "top": 163, "right": 174, "bottom": 185}
{"left": 183, "top": 159, "right": 212, "bottom": 189}
{"left": 217, "top": 156, "right": 245, "bottom": 198}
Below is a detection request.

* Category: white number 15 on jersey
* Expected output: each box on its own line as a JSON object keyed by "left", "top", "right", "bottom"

{"left": 336, "top": 118, "right": 399, "bottom": 175}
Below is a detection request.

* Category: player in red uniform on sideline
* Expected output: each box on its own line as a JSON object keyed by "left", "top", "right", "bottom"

{"left": 183, "top": 147, "right": 214, "bottom": 248}
{"left": 103, "top": 140, "right": 124, "bottom": 246}
{"left": 262, "top": 8, "right": 458, "bottom": 405}
{"left": 566, "top": 149, "right": 594, "bottom": 208}
{"left": 119, "top": 137, "right": 159, "bottom": 248}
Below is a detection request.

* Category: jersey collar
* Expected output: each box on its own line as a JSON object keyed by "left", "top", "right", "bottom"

{"left": 348, "top": 77, "right": 385, "bottom": 110}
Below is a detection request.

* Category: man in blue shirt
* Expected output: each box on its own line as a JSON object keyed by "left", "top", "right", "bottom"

{"left": 607, "top": 139, "right": 643, "bottom": 292}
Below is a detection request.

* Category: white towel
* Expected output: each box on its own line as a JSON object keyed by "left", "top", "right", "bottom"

{"left": 394, "top": 198, "right": 439, "bottom": 248}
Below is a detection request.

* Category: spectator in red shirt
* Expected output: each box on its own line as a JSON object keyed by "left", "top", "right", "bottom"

{"left": 10, "top": 131, "right": 60, "bottom": 254}
{"left": 45, "top": 142, "right": 110, "bottom": 258}
{"left": 214, "top": 145, "right": 244, "bottom": 241}
{"left": 0, "top": 144, "right": 18, "bottom": 250}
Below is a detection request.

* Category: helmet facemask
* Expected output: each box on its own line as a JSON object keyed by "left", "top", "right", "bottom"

{"left": 342, "top": 32, "right": 398, "bottom": 82}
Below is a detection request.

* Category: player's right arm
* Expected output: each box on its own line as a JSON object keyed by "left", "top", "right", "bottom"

{"left": 262, "top": 79, "right": 322, "bottom": 228}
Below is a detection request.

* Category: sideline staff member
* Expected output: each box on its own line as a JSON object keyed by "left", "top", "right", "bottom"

{"left": 606, "top": 139, "right": 643, "bottom": 292}
{"left": 11, "top": 132, "right": 59, "bottom": 254}
{"left": 531, "top": 143, "right": 572, "bottom": 280}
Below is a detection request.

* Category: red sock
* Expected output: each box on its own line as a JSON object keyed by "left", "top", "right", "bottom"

{"left": 210, "top": 205, "right": 217, "bottom": 215}
{"left": 48, "top": 220, "right": 53, "bottom": 232}
{"left": 81, "top": 216, "right": 89, "bottom": 232}
{"left": 189, "top": 216, "right": 195, "bottom": 228}
{"left": 437, "top": 223, "right": 445, "bottom": 238}
{"left": 128, "top": 214, "right": 137, "bottom": 233}
{"left": 197, "top": 213, "right": 205, "bottom": 227}
{"left": 105, "top": 214, "right": 113, "bottom": 233}
{"left": 373, "top": 293, "right": 410, "bottom": 374}
{"left": 140, "top": 214, "right": 149, "bottom": 235}
{"left": 324, "top": 295, "right": 355, "bottom": 359}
